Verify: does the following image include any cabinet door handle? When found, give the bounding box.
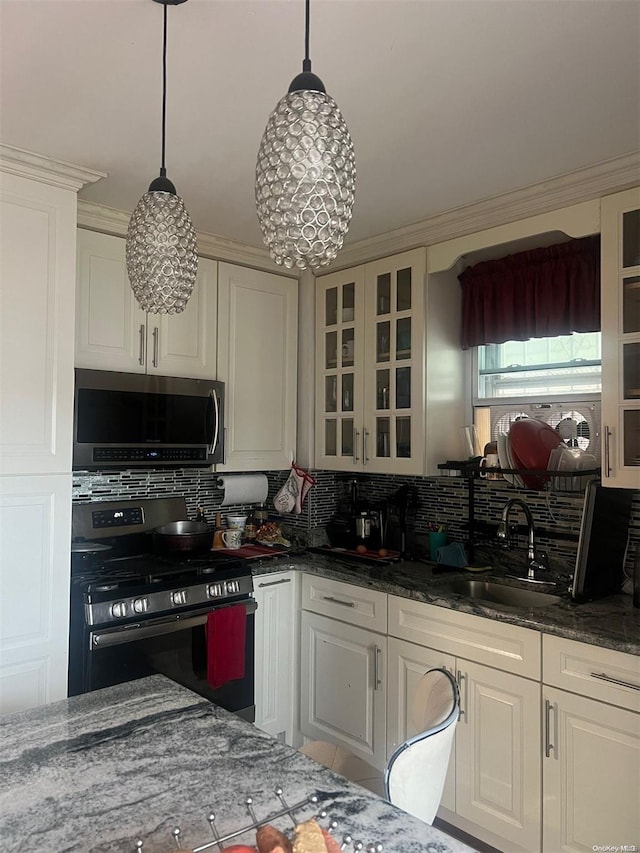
[544,698,556,758]
[374,645,383,689]
[456,671,467,721]
[604,425,612,477]
[152,326,159,368]
[322,595,355,608]
[208,389,220,457]
[258,578,292,588]
[353,428,360,464]
[138,324,146,366]
[363,428,369,464]
[590,671,640,691]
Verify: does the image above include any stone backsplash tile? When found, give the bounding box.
[73,467,639,575]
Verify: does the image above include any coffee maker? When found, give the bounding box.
[326,477,381,550]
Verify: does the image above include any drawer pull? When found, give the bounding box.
[257,578,292,588]
[590,671,640,691]
[322,595,356,608]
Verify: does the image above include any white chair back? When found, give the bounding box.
[384,667,459,826]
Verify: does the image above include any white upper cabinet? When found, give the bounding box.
[601,187,640,488]
[75,229,217,380]
[217,262,298,471]
[315,249,430,475]
[0,171,78,475]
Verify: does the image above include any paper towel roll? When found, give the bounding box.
[216,474,269,506]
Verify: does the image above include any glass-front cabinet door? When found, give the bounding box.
[601,188,640,488]
[316,249,426,474]
[315,266,366,470]
[363,250,426,474]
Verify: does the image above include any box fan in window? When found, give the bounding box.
[485,401,601,462]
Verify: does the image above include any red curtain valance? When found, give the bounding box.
[458,235,601,350]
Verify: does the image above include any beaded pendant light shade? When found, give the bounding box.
[255,0,356,271]
[126,0,198,314]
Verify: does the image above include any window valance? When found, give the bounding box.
[458,235,601,350]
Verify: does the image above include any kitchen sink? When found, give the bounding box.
[438,578,563,608]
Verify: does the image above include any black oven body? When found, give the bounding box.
[68,498,255,722]
[69,588,256,722]
[69,598,255,722]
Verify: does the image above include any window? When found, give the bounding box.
[475,331,601,401]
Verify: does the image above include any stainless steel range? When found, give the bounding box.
[68,497,256,721]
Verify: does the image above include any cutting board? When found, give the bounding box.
[212,543,288,560]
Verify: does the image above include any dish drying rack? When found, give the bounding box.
[133,787,383,852]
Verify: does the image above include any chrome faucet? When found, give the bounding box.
[497,498,550,584]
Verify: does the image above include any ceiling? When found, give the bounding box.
[1,0,639,252]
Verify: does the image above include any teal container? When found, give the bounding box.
[429,531,447,559]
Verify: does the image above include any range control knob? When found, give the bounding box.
[207,583,223,598]
[110,601,128,619]
[225,580,240,594]
[171,590,187,606]
[133,597,149,614]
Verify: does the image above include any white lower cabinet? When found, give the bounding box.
[300,611,387,771]
[296,580,639,853]
[542,635,640,852]
[0,474,72,715]
[253,571,298,745]
[300,575,388,771]
[543,687,640,852]
[454,659,540,852]
[387,636,456,810]
[387,595,541,853]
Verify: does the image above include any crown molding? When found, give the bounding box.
[76,199,290,274]
[75,150,640,276]
[330,151,640,271]
[0,144,105,192]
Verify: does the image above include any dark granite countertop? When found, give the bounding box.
[0,676,475,853]
[252,553,640,656]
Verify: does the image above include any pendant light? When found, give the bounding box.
[255,0,356,271]
[126,0,197,314]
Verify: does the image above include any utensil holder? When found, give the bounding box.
[429,531,447,559]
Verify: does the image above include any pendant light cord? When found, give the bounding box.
[303,0,311,72]
[160,1,168,177]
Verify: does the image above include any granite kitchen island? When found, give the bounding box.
[0,676,474,853]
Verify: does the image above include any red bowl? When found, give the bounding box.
[509,442,548,489]
[509,419,563,489]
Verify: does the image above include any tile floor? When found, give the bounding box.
[299,741,499,852]
[299,740,386,797]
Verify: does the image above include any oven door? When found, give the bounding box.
[82,600,256,722]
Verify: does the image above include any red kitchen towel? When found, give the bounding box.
[206,605,246,690]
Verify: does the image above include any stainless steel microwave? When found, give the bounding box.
[73,369,224,470]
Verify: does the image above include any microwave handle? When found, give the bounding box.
[208,388,220,457]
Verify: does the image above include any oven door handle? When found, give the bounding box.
[89,600,257,649]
